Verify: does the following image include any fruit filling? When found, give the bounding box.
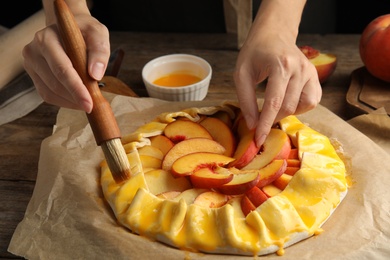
[100,103,348,256]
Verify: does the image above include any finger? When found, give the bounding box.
[40,28,93,112]
[255,74,289,146]
[273,74,303,123]
[83,19,110,80]
[24,48,74,104]
[234,65,260,130]
[295,77,322,115]
[29,69,83,110]
[23,38,85,108]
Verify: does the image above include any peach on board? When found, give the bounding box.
[359,14,390,83]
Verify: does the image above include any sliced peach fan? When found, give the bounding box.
[100,102,348,256]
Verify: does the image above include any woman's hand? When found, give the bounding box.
[234,33,322,147]
[22,4,110,112]
[234,0,322,147]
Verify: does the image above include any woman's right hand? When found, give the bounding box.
[22,8,110,112]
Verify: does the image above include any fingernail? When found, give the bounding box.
[256,134,267,147]
[91,62,105,80]
[82,100,93,114]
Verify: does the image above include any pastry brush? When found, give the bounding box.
[54,0,130,183]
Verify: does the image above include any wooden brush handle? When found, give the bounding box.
[54,0,121,145]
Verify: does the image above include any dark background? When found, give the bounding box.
[0,1,389,34]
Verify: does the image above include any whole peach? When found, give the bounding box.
[359,14,390,83]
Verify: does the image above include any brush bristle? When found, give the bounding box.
[101,138,131,183]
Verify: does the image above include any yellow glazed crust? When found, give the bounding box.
[100,102,348,256]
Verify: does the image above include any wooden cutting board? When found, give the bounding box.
[99,76,139,97]
[347,67,390,115]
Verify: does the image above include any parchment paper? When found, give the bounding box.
[8,95,390,259]
[347,107,390,155]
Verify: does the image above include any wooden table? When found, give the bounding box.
[0,33,364,258]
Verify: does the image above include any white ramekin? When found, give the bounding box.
[142,54,212,101]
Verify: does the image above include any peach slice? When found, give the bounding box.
[150,135,174,156]
[163,120,212,143]
[287,159,301,167]
[288,148,299,159]
[212,110,233,128]
[217,169,260,195]
[273,173,293,190]
[199,117,236,157]
[172,188,208,204]
[144,169,192,195]
[240,195,256,216]
[299,45,320,59]
[170,152,235,177]
[140,155,162,170]
[310,53,337,84]
[193,191,230,208]
[190,167,234,189]
[242,128,291,170]
[261,184,282,197]
[285,166,300,176]
[245,186,268,207]
[231,110,244,129]
[162,138,226,171]
[138,145,164,160]
[299,45,337,84]
[229,117,260,168]
[156,190,181,200]
[256,159,287,188]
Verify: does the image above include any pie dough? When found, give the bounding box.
[100,102,348,256]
